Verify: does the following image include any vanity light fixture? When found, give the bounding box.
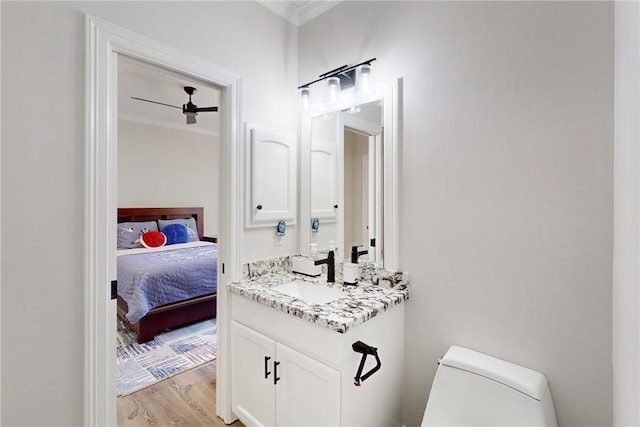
[298,58,377,107]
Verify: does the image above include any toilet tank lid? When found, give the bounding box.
[440,346,549,401]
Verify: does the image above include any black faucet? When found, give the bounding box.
[351,246,368,264]
[314,250,335,282]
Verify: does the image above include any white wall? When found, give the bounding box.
[1,2,298,425]
[613,1,640,425]
[300,2,613,426]
[118,120,220,237]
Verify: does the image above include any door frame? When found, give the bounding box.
[85,15,242,425]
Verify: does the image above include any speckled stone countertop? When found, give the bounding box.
[229,258,409,333]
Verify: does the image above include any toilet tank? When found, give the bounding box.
[422,346,558,427]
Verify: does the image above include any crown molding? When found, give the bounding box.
[258,0,341,26]
[119,113,219,137]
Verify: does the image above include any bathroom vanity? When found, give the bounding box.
[229,258,409,427]
[229,75,406,426]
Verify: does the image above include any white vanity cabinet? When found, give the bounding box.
[230,292,404,427]
[231,321,340,427]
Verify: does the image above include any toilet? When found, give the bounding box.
[422,345,558,426]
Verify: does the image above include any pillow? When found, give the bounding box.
[158,218,199,242]
[162,223,189,245]
[140,231,167,248]
[117,221,158,249]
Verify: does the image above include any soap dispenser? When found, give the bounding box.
[343,263,359,286]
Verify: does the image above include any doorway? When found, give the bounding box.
[343,128,371,259]
[115,55,222,423]
[86,16,242,425]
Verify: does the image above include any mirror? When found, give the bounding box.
[309,103,383,265]
[300,80,400,270]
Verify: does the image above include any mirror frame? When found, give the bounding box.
[299,78,401,271]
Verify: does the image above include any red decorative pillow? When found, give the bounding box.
[140,230,167,248]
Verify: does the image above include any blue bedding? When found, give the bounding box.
[117,242,218,324]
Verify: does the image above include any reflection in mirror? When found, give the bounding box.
[300,79,400,271]
[309,101,383,266]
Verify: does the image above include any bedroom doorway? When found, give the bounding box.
[86,16,242,426]
[115,56,223,422]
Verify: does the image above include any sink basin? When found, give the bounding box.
[272,280,347,305]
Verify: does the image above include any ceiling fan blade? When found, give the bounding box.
[131,97,182,109]
[194,106,219,112]
[185,114,197,125]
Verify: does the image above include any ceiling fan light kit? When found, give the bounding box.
[131,86,218,124]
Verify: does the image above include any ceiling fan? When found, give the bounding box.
[131,86,218,124]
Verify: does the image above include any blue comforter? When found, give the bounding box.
[117,242,218,323]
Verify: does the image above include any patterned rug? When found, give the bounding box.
[116,317,217,396]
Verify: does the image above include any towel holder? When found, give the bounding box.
[352,341,381,386]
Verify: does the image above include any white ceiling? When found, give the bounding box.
[258,0,341,26]
[118,56,220,136]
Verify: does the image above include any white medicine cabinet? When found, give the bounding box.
[246,123,297,227]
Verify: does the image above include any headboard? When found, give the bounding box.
[117,207,205,241]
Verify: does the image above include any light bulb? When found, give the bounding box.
[325,76,341,105]
[300,87,310,111]
[356,63,371,94]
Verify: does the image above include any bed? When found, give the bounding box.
[117,207,217,343]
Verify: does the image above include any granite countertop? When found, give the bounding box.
[228,271,409,334]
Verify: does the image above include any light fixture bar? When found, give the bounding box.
[297,57,377,90]
[319,64,349,79]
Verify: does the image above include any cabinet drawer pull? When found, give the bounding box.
[256,204,263,210]
[274,361,281,385]
[264,356,271,379]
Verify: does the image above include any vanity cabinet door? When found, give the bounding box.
[231,321,276,427]
[231,320,341,427]
[247,124,296,226]
[275,342,340,427]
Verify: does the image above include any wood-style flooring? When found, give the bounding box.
[117,360,244,427]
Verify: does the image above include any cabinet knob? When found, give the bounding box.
[333,204,338,209]
[257,204,263,210]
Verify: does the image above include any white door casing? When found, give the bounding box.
[85,15,242,425]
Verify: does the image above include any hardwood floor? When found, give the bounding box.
[117,360,244,427]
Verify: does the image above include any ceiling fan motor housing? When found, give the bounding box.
[130,85,216,125]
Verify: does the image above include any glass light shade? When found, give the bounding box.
[356,63,372,94]
[300,87,310,111]
[325,76,341,105]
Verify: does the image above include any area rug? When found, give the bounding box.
[116,318,217,396]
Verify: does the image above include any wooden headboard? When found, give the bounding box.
[117,207,205,240]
